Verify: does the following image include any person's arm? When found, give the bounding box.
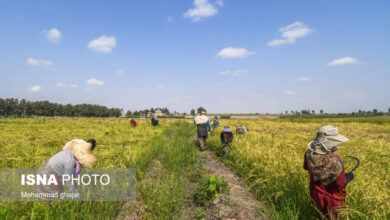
[303,152,309,170]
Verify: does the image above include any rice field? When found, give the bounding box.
[207,118,390,219]
[0,117,389,219]
[0,117,198,219]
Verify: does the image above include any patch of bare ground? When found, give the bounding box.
[201,151,267,220]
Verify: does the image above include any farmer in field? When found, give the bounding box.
[151,117,159,126]
[220,126,233,153]
[36,139,97,200]
[212,116,220,133]
[194,111,210,151]
[129,118,137,127]
[303,125,349,219]
[236,125,249,135]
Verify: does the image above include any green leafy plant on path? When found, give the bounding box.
[194,175,229,206]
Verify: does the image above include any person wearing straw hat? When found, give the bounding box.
[36,139,97,200]
[303,125,349,219]
[194,111,210,151]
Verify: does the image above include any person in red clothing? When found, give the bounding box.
[303,125,349,219]
[129,118,137,127]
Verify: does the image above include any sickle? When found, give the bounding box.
[345,156,360,173]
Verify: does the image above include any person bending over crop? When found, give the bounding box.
[129,118,137,127]
[151,117,159,126]
[303,125,349,219]
[194,111,210,151]
[220,126,233,153]
[36,139,97,201]
[236,125,249,135]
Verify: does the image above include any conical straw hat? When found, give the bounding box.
[63,139,97,167]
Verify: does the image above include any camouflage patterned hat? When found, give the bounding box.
[308,125,349,154]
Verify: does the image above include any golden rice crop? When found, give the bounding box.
[0,117,198,219]
[207,118,390,219]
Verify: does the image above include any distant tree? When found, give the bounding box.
[197,107,206,114]
[125,110,132,117]
[191,109,196,116]
[312,110,315,115]
[373,109,378,115]
[320,110,323,115]
[285,110,288,114]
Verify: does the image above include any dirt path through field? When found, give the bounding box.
[199,150,267,220]
[179,134,266,219]
[117,131,266,219]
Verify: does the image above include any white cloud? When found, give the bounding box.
[87,35,116,53]
[26,58,53,66]
[219,70,230,75]
[268,22,312,46]
[43,28,62,44]
[185,95,191,99]
[84,88,92,91]
[216,0,224,6]
[297,76,310,82]
[184,0,221,21]
[70,84,78,88]
[117,69,125,75]
[86,78,104,86]
[219,69,249,76]
[231,69,249,76]
[285,90,296,95]
[327,57,359,66]
[157,84,166,89]
[29,85,41,92]
[56,82,66,88]
[216,47,254,59]
[167,16,172,22]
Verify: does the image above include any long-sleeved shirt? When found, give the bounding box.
[47,150,79,192]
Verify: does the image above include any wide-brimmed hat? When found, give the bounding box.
[308,125,349,154]
[63,139,97,167]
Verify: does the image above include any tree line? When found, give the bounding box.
[0,98,122,117]
[125,107,171,117]
[281,108,390,118]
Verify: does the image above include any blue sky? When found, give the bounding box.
[0,0,389,113]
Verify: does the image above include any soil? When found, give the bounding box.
[199,151,266,220]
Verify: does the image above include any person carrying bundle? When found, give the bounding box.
[303,125,349,219]
[151,117,159,126]
[220,126,233,154]
[129,118,137,127]
[236,125,249,135]
[194,111,210,151]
